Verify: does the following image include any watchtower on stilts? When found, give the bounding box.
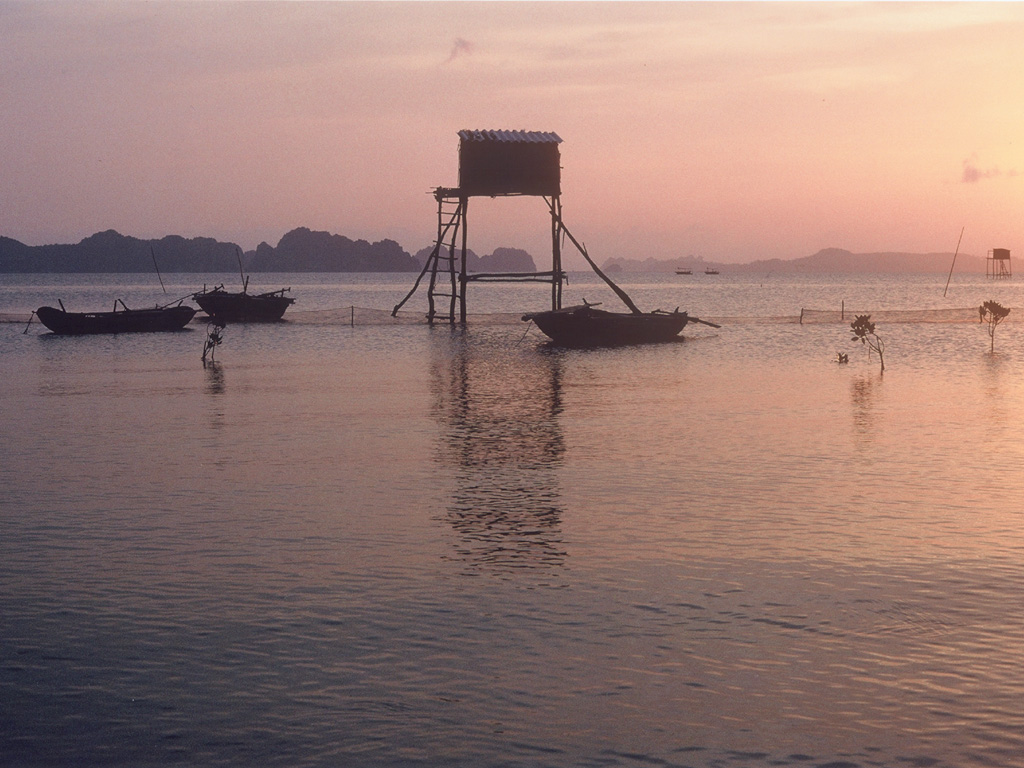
[987,248,1012,279]
[393,130,569,323]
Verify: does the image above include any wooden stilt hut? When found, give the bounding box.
[987,248,1012,279]
[393,130,566,323]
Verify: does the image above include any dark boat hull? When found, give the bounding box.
[523,305,689,347]
[35,305,196,335]
[193,289,295,323]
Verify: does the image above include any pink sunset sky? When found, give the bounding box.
[4,1,1024,267]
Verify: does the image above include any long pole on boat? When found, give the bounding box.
[943,226,964,297]
[235,246,248,293]
[150,246,167,294]
[557,219,643,315]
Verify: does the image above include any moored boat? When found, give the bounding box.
[192,284,295,323]
[35,301,196,335]
[520,226,719,346]
[523,303,695,347]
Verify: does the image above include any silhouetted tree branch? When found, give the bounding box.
[850,314,885,373]
[980,300,1010,352]
[202,322,224,365]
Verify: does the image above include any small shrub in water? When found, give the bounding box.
[202,322,225,364]
[979,300,1010,352]
[850,314,885,373]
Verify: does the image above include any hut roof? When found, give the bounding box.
[458,129,562,144]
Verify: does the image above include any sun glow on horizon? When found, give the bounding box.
[4,2,1024,265]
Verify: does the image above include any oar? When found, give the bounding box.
[690,316,721,328]
[157,291,196,309]
[22,310,35,334]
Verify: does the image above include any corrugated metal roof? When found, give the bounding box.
[458,129,562,144]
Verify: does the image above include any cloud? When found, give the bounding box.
[443,37,474,64]
[962,155,1018,183]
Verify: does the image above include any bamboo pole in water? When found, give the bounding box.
[943,226,965,298]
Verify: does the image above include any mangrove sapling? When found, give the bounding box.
[980,300,1011,352]
[850,314,885,373]
[202,322,225,365]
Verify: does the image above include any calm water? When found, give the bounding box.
[4,272,1024,767]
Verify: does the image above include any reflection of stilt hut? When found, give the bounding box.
[429,334,566,570]
[987,248,1012,279]
[393,129,566,324]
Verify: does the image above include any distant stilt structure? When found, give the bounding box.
[393,130,567,324]
[987,248,1012,279]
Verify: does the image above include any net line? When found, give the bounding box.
[3,305,1018,327]
[284,308,526,326]
[797,307,1017,324]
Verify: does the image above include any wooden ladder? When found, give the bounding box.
[426,195,465,324]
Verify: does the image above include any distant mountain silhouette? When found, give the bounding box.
[413,245,537,272]
[249,227,418,272]
[0,230,241,273]
[604,248,988,274]
[1,230,993,275]
[479,247,538,272]
[740,248,986,274]
[0,228,420,273]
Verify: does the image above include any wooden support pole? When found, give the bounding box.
[459,196,468,324]
[551,197,562,310]
[447,217,457,323]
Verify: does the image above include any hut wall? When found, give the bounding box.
[459,141,561,197]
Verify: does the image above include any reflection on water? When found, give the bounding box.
[980,353,1012,433]
[850,373,880,446]
[204,360,225,395]
[429,328,566,573]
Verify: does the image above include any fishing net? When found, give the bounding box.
[3,307,527,327]
[796,307,1016,324]
[5,305,1018,328]
[287,306,1020,327]
[283,307,525,326]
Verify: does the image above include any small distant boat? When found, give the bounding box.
[523,302,718,348]
[192,283,295,323]
[35,300,196,335]
[676,268,692,275]
[704,268,719,275]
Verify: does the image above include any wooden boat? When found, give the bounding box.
[521,225,720,347]
[704,268,719,275]
[35,300,196,335]
[192,284,295,323]
[675,268,692,275]
[523,303,695,347]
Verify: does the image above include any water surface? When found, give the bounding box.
[3,273,1024,767]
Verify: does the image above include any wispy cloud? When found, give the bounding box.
[443,37,474,64]
[962,155,1018,183]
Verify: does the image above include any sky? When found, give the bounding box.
[4,1,1024,267]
